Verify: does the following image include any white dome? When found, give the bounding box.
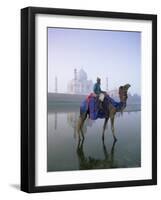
[78,68,87,81]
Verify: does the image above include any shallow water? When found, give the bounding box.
[47,108,141,172]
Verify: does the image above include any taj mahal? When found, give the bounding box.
[67,68,94,94]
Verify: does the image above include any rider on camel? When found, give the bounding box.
[93,77,106,110]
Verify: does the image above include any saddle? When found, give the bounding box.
[80,93,109,120]
[80,93,124,120]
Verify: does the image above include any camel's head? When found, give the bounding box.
[119,84,131,102]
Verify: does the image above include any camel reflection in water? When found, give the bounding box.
[77,128,117,170]
[66,112,118,170]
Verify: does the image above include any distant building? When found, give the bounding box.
[108,88,119,98]
[108,89,132,99]
[67,68,93,94]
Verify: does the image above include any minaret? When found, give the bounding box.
[54,76,58,93]
[74,68,77,94]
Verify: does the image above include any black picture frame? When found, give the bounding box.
[21,6,157,193]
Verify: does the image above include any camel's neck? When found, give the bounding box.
[120,101,126,110]
[119,93,128,108]
[115,101,126,112]
[119,97,128,111]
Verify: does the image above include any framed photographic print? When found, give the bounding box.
[21,7,157,193]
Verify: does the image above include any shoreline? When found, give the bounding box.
[48,103,141,113]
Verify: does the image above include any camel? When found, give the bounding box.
[78,84,131,141]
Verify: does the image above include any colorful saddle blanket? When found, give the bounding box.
[80,93,124,120]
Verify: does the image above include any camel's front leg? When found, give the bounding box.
[110,115,117,141]
[102,117,109,141]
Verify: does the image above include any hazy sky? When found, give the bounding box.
[48,27,141,95]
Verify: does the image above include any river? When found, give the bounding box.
[47,106,141,172]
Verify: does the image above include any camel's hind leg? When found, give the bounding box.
[77,112,87,132]
[102,117,109,141]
